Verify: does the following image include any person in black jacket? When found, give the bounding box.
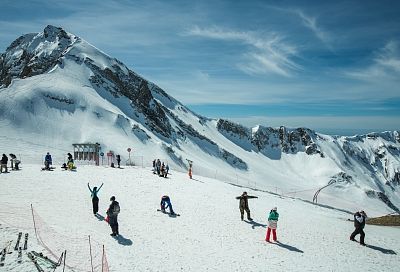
[107,196,120,236]
[87,182,104,215]
[350,210,367,246]
[236,191,258,221]
[0,154,8,173]
[116,155,121,168]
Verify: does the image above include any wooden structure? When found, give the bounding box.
[72,143,101,166]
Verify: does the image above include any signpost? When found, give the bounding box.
[107,151,114,166]
[100,152,104,166]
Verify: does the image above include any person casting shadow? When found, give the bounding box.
[88,182,104,215]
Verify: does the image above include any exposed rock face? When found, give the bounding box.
[0,25,75,87]
[365,190,400,212]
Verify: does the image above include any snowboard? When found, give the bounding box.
[157,209,180,216]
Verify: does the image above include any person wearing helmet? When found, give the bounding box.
[235,192,258,221]
[266,207,279,242]
[350,210,367,246]
[107,196,120,236]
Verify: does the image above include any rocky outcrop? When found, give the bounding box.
[0,25,75,88]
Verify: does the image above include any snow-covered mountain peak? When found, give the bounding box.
[1,26,400,215]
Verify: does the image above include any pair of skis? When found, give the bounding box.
[0,240,12,267]
[28,251,60,271]
[14,232,28,251]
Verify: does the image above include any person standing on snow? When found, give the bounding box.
[0,154,8,173]
[164,164,169,178]
[116,155,121,168]
[87,182,104,215]
[236,192,258,221]
[107,196,120,236]
[266,207,279,242]
[44,152,52,170]
[160,195,175,215]
[350,210,367,246]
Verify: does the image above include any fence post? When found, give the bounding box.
[89,235,94,272]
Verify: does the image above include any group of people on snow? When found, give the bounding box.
[152,159,169,178]
[0,153,21,173]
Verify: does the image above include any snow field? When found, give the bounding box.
[0,164,399,271]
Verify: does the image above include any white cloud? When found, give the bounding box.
[186,25,300,77]
[346,40,400,82]
[294,10,331,48]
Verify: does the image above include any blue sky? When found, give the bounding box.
[1,0,399,135]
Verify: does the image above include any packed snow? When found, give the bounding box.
[0,163,399,271]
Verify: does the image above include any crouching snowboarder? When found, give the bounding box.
[88,182,104,215]
[350,210,367,246]
[160,195,175,215]
[236,192,258,221]
[44,152,52,170]
[107,196,120,236]
[266,207,279,242]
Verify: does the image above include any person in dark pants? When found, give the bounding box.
[44,152,52,170]
[0,154,8,173]
[87,183,104,215]
[116,155,121,168]
[350,210,367,246]
[107,196,120,236]
[160,195,175,215]
[236,191,258,221]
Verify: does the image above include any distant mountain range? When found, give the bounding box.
[1,25,399,214]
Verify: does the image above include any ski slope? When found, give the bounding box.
[0,164,398,271]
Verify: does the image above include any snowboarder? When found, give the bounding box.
[107,196,120,236]
[0,154,8,173]
[67,153,75,170]
[116,155,121,168]
[88,182,104,215]
[350,210,367,246]
[236,192,258,221]
[160,195,175,215]
[266,207,279,242]
[44,152,52,170]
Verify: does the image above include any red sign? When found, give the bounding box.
[127,148,132,152]
[107,152,113,157]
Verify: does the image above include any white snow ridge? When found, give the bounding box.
[0,25,399,271]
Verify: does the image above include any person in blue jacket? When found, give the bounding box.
[88,182,104,215]
[44,152,52,170]
[160,195,175,215]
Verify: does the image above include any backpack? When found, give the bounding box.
[113,202,120,215]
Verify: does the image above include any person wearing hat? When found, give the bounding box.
[235,192,258,221]
[266,207,279,242]
[350,210,367,246]
[106,196,120,236]
[87,182,104,215]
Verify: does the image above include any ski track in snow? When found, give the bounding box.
[0,165,399,271]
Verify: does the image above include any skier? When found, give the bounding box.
[44,152,52,170]
[164,164,169,178]
[266,207,279,242]
[0,154,8,173]
[116,155,121,168]
[107,196,120,236]
[87,182,104,215]
[188,160,193,179]
[160,195,175,215]
[350,210,367,246]
[236,191,258,221]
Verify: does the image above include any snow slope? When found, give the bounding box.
[0,165,399,272]
[0,25,400,215]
